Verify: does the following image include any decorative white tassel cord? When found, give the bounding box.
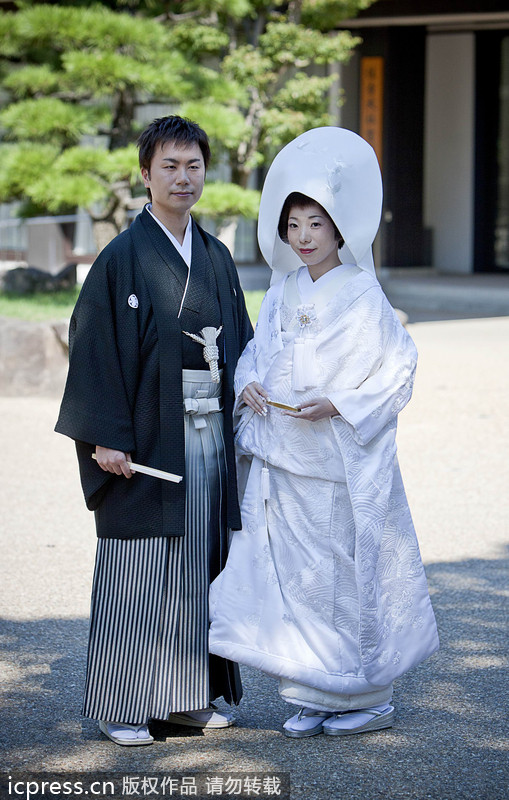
[183,326,223,382]
[292,336,318,391]
[261,466,270,500]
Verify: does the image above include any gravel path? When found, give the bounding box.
[1,315,508,800]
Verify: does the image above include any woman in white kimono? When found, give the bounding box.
[209,127,439,738]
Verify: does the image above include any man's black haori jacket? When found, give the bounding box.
[55,207,253,540]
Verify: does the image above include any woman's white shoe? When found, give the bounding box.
[283,707,334,738]
[99,720,154,746]
[322,704,394,736]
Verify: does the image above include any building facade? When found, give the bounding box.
[335,0,509,273]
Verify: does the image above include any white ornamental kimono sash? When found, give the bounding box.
[284,265,361,391]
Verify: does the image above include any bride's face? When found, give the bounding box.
[286,203,340,274]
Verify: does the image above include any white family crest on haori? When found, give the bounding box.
[128,294,139,308]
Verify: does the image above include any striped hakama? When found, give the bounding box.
[82,370,229,725]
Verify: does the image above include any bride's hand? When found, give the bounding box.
[284,397,339,422]
[243,381,269,416]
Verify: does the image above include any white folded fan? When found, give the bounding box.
[92,453,182,483]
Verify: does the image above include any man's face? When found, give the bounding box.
[141,140,205,219]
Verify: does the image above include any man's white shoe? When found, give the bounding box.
[99,720,154,746]
[322,704,394,736]
[283,707,334,738]
[167,704,235,729]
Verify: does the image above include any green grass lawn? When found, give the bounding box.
[243,289,264,326]
[0,287,265,325]
[0,288,81,322]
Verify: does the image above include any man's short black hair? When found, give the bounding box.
[277,191,344,247]
[137,115,211,172]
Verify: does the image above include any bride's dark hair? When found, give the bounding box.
[277,192,344,247]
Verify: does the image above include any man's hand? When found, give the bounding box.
[242,381,269,416]
[284,397,339,422]
[95,446,134,478]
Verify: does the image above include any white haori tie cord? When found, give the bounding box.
[183,326,223,382]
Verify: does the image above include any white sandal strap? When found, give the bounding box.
[297,707,332,720]
[109,721,147,730]
[332,706,390,720]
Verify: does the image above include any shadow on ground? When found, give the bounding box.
[1,550,508,800]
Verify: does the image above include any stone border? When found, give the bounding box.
[0,316,69,396]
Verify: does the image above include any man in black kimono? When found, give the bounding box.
[55,115,253,746]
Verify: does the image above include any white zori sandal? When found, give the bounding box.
[322,704,394,736]
[167,704,235,729]
[99,720,154,746]
[283,707,334,738]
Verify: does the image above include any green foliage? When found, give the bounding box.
[0,4,188,224]
[0,98,110,146]
[0,144,60,201]
[260,22,359,66]
[171,4,365,187]
[168,22,230,57]
[61,50,193,98]
[0,0,371,239]
[260,108,316,150]
[170,0,255,21]
[28,146,140,211]
[274,73,337,113]
[222,46,275,90]
[195,182,260,219]
[3,65,62,98]
[30,174,108,212]
[180,102,248,151]
[1,4,168,56]
[302,0,375,32]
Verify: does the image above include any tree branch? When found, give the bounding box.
[287,0,304,24]
[235,91,265,186]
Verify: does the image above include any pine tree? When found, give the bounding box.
[0,0,372,253]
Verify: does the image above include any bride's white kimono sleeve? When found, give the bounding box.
[323,285,438,687]
[327,287,417,446]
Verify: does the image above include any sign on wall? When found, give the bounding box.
[360,56,384,170]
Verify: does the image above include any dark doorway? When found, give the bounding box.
[475,31,509,272]
[360,26,427,267]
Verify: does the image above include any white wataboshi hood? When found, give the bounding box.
[257,126,383,283]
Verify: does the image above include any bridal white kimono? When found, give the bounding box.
[209,263,439,712]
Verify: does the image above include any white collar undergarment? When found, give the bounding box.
[147,204,193,268]
[294,264,362,308]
